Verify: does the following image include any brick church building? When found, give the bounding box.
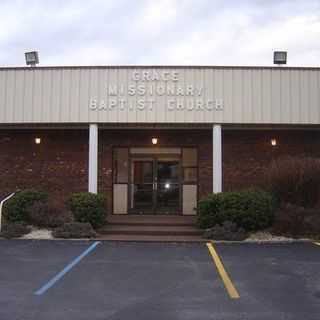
[0,66,319,215]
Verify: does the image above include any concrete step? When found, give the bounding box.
[96,234,205,242]
[98,225,202,236]
[106,215,197,227]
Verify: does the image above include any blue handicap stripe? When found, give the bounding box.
[34,241,101,295]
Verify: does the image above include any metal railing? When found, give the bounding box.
[0,193,15,232]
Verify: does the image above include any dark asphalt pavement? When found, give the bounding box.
[0,240,319,320]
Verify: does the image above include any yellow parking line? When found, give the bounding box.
[206,242,240,299]
[314,242,320,246]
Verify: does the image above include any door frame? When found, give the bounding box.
[128,153,182,215]
[111,145,199,216]
[129,157,155,214]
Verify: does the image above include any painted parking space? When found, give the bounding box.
[34,241,100,295]
[0,240,96,293]
[213,242,320,319]
[0,241,319,320]
[206,242,240,299]
[0,240,101,320]
[32,242,230,320]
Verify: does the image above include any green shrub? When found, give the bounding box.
[67,192,106,228]
[3,189,48,223]
[53,222,96,239]
[197,189,274,231]
[0,223,31,239]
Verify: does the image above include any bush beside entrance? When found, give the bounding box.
[203,221,248,241]
[266,157,320,237]
[197,189,275,231]
[67,192,106,228]
[53,222,96,239]
[26,202,73,228]
[3,189,48,224]
[2,190,107,239]
[266,156,320,208]
[0,223,31,239]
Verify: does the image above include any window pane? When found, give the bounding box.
[133,161,153,183]
[157,161,179,183]
[113,148,128,183]
[183,168,197,182]
[182,148,197,167]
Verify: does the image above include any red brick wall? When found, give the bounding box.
[0,128,319,213]
[0,129,88,209]
[223,130,320,191]
[0,129,213,212]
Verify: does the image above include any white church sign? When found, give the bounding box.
[89,70,223,112]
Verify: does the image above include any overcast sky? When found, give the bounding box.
[0,0,319,67]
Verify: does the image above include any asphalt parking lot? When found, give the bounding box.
[0,240,319,320]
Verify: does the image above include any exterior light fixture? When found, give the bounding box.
[152,137,158,145]
[165,183,170,189]
[25,51,39,66]
[271,138,277,146]
[35,137,41,144]
[273,51,287,65]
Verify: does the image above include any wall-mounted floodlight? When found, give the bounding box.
[25,51,39,66]
[273,51,287,65]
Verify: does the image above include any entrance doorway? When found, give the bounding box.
[130,157,180,214]
[113,147,198,215]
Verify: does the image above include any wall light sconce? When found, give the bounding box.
[152,137,158,145]
[35,137,41,144]
[271,138,277,146]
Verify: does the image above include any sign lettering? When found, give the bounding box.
[89,70,223,112]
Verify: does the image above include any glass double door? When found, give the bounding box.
[130,157,180,214]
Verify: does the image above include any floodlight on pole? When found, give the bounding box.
[25,51,39,66]
[273,51,287,65]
